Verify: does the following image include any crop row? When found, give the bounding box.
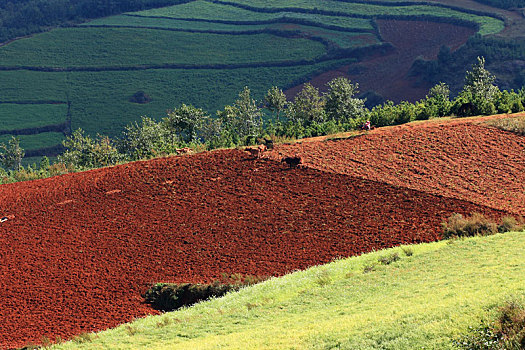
[211,0,503,35]
[0,28,327,68]
[0,132,65,152]
[128,0,374,30]
[81,20,378,50]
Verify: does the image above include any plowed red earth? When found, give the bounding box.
[0,117,516,348]
[268,115,525,216]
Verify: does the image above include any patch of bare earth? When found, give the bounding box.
[268,114,525,216]
[285,20,476,102]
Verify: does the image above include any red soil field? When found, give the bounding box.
[0,126,510,347]
[285,20,476,102]
[268,115,525,216]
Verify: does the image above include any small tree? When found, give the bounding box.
[288,83,325,124]
[425,82,452,118]
[0,136,24,171]
[118,117,176,160]
[218,87,263,143]
[264,86,287,121]
[464,56,499,102]
[164,104,208,144]
[234,86,263,139]
[60,129,120,168]
[324,77,366,122]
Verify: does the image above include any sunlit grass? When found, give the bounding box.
[53,232,525,349]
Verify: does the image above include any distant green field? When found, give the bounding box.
[66,60,355,136]
[220,0,504,35]
[0,71,68,101]
[53,232,525,349]
[129,0,374,30]
[82,17,378,50]
[0,132,64,150]
[0,59,354,139]
[0,28,326,68]
[0,104,67,131]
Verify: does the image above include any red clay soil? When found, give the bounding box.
[267,114,525,216]
[0,144,509,348]
[285,20,476,102]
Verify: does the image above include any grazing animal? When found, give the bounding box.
[245,144,267,159]
[281,156,302,168]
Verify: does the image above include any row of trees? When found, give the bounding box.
[1,57,524,180]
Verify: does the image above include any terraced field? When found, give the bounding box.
[1,115,523,348]
[0,0,505,157]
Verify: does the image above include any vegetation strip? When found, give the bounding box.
[0,123,68,137]
[329,0,506,21]
[0,100,66,105]
[213,0,489,28]
[0,44,393,72]
[120,14,376,33]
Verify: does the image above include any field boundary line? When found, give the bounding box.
[120,14,375,33]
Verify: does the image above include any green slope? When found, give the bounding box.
[53,232,525,349]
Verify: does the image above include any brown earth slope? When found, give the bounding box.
[0,131,512,348]
[268,114,525,216]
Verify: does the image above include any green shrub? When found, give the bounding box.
[455,298,525,350]
[144,274,268,312]
[498,216,522,233]
[487,115,525,136]
[442,213,498,239]
[377,252,400,265]
[401,247,414,257]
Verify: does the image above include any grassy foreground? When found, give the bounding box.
[52,232,525,349]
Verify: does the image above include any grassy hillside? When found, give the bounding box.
[53,232,525,349]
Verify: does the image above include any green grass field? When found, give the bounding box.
[0,132,64,150]
[0,28,326,68]
[0,104,67,131]
[128,0,374,30]
[52,232,525,349]
[66,60,355,136]
[218,0,503,35]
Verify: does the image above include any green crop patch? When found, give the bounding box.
[0,28,326,68]
[82,18,378,50]
[65,59,354,137]
[218,0,504,35]
[128,0,374,30]
[0,132,64,151]
[0,104,67,131]
[0,71,69,102]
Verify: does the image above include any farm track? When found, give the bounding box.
[268,114,525,216]
[0,119,513,347]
